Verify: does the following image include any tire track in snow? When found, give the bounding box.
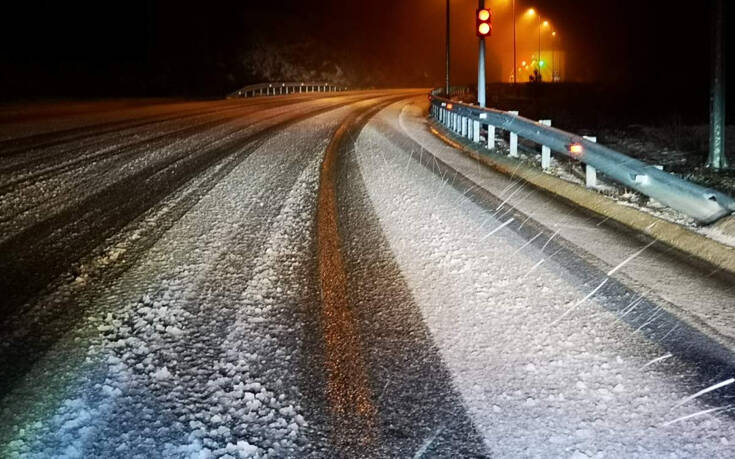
[315,98,394,448]
[0,97,301,191]
[0,100,247,158]
[335,100,489,458]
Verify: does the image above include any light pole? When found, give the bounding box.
[512,0,517,84]
[526,8,542,81]
[551,31,556,82]
[708,0,728,169]
[537,15,541,78]
[445,0,450,96]
[477,0,487,107]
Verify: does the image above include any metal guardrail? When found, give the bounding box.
[228,82,348,99]
[429,89,735,224]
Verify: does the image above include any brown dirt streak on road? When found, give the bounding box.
[315,92,421,450]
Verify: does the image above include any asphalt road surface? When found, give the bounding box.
[1,91,734,458]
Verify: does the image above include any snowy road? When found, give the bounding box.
[1,93,734,458]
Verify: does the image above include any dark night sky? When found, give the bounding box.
[1,0,732,117]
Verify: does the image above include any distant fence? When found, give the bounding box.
[430,88,735,224]
[228,82,348,99]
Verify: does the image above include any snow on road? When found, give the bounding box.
[353,101,735,457]
[396,100,735,350]
[1,103,352,458]
[2,93,735,458]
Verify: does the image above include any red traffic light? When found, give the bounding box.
[476,9,493,37]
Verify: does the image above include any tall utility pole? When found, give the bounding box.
[708,0,728,169]
[512,0,517,84]
[477,0,486,107]
[537,14,542,79]
[552,32,556,82]
[445,0,451,96]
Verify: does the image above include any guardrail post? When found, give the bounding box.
[508,111,519,157]
[539,120,552,170]
[462,116,468,138]
[583,136,598,188]
[473,119,480,143]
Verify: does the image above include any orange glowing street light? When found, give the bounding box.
[526,7,551,80]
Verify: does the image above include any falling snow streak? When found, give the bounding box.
[674,379,735,410]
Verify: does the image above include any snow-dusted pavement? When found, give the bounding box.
[1,93,734,458]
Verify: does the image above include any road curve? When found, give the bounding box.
[1,92,734,458]
[0,91,489,457]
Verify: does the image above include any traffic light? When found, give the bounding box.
[476,8,492,37]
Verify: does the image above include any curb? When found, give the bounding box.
[428,119,735,277]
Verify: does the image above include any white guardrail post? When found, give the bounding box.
[540,120,552,171]
[508,111,519,158]
[583,136,598,188]
[428,89,735,224]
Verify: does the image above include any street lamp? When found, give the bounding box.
[551,31,557,82]
[525,8,541,80]
[527,9,551,81]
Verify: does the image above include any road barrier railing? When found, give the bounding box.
[228,82,348,99]
[429,89,735,225]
